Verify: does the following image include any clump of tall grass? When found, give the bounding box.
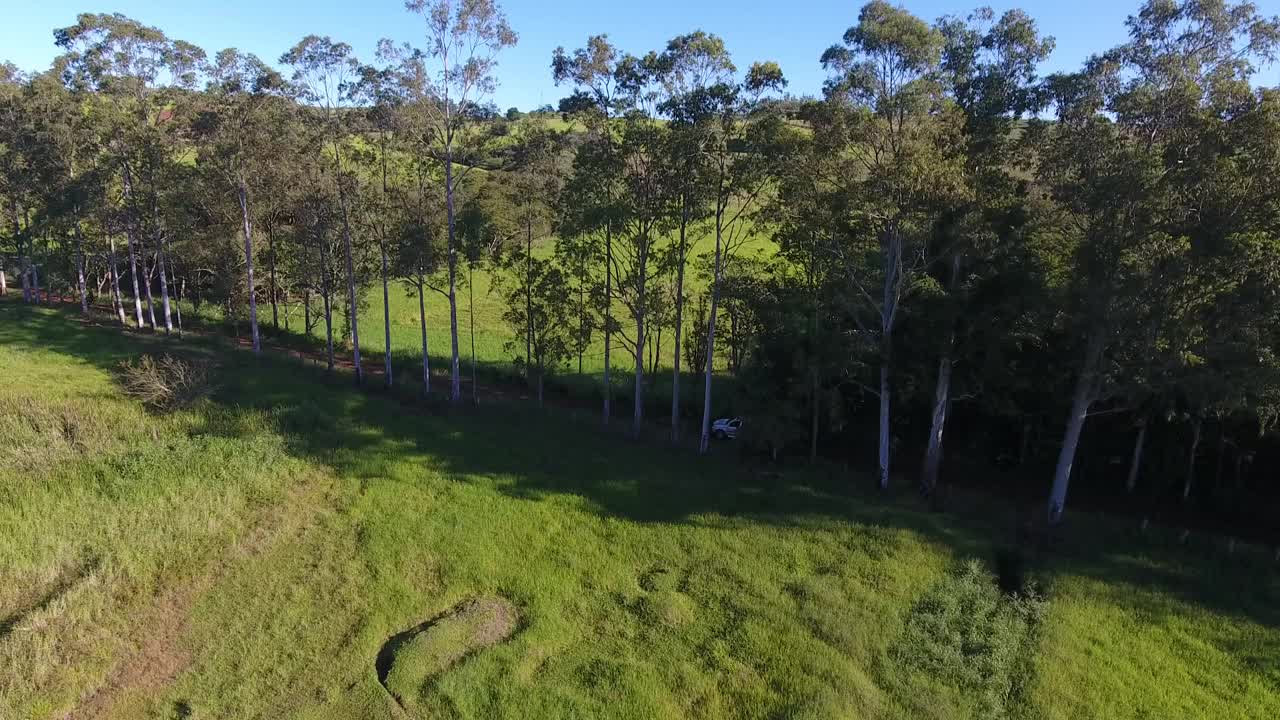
[889,559,1047,720]
[119,354,214,411]
[0,395,117,473]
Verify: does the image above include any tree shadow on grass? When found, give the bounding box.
[3,300,1278,634]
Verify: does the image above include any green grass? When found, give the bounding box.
[1,300,1278,719]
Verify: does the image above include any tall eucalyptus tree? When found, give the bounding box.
[198,49,287,354]
[695,61,786,454]
[820,1,963,486]
[404,0,517,403]
[281,35,366,382]
[553,35,628,425]
[652,31,732,443]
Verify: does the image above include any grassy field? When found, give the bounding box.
[2,300,1278,719]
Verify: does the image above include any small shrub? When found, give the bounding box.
[890,559,1047,720]
[119,354,213,411]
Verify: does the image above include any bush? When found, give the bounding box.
[890,559,1047,720]
[119,354,213,411]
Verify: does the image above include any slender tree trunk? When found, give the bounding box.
[876,229,904,491]
[446,154,461,403]
[810,368,821,464]
[526,216,533,386]
[124,223,144,328]
[304,288,312,337]
[920,350,953,494]
[699,209,725,454]
[921,256,961,494]
[320,242,334,372]
[74,221,89,313]
[109,237,126,326]
[1126,420,1147,494]
[469,262,477,404]
[603,223,612,425]
[381,241,392,388]
[123,162,151,326]
[155,224,172,333]
[878,358,892,490]
[1183,416,1203,503]
[328,128,362,381]
[268,224,279,330]
[337,197,361,383]
[164,234,182,337]
[20,260,30,303]
[633,273,646,440]
[142,251,157,329]
[1047,333,1103,524]
[578,280,585,375]
[0,269,6,296]
[418,277,430,396]
[537,365,545,408]
[671,202,688,444]
[655,327,663,377]
[238,182,260,353]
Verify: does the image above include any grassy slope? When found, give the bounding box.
[1,301,1277,719]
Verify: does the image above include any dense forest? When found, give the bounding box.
[3,0,1280,538]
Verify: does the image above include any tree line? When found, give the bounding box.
[3,0,1280,530]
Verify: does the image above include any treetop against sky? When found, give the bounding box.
[6,0,1278,112]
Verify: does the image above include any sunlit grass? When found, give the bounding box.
[1,301,1276,719]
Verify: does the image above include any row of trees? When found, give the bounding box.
[3,0,1280,527]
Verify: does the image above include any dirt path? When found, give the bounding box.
[62,481,331,720]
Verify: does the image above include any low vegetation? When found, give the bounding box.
[118,353,215,411]
[2,301,1277,719]
[4,0,1280,716]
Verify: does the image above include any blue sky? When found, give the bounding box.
[4,1,1278,109]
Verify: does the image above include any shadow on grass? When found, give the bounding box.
[3,300,1278,635]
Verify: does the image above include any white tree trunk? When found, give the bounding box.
[877,229,901,491]
[1183,416,1202,502]
[469,262,477,404]
[633,290,645,439]
[239,183,260,353]
[156,229,172,333]
[878,361,892,490]
[922,255,961,494]
[1047,365,1097,524]
[1126,421,1147,494]
[337,194,361,383]
[698,216,724,454]
[921,351,952,494]
[603,223,612,425]
[381,242,392,387]
[164,235,182,337]
[74,224,88,313]
[268,225,279,329]
[418,279,430,395]
[0,269,6,296]
[320,242,334,371]
[124,229,144,328]
[670,206,688,445]
[446,156,461,403]
[526,217,533,387]
[109,237,126,326]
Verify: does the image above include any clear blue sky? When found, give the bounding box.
[4,1,1278,109]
